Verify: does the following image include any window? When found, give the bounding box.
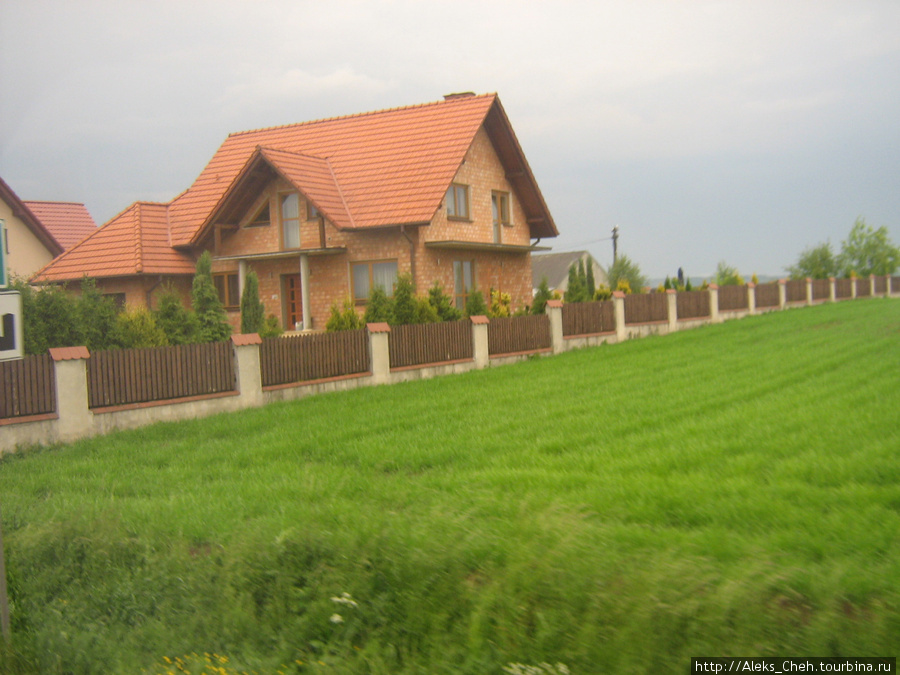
[352,260,398,303]
[453,260,474,308]
[308,202,320,220]
[445,183,470,219]
[281,193,300,248]
[213,273,240,310]
[246,202,270,227]
[492,191,510,243]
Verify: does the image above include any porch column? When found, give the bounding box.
[238,259,247,297]
[300,254,311,331]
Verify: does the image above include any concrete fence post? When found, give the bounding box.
[851,277,858,299]
[49,346,92,444]
[778,279,787,310]
[546,300,564,354]
[869,275,877,298]
[613,291,627,342]
[666,289,678,332]
[708,284,720,323]
[367,323,391,384]
[829,277,836,302]
[471,316,490,368]
[806,278,813,305]
[231,334,264,408]
[747,282,757,315]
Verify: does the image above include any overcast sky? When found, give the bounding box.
[2,1,899,278]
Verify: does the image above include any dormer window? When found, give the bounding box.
[446,183,470,220]
[281,193,300,249]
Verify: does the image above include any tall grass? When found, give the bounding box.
[1,299,898,673]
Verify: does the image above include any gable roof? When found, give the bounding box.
[33,202,195,282]
[202,146,356,233]
[179,92,556,246]
[0,176,64,257]
[22,200,98,251]
[36,93,557,282]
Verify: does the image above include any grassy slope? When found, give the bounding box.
[1,299,899,673]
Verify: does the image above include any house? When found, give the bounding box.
[0,176,65,281]
[531,250,607,296]
[34,93,558,330]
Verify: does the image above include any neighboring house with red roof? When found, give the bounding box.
[34,93,558,330]
[22,201,98,252]
[1,176,65,281]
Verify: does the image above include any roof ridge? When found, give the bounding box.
[23,200,87,207]
[227,93,496,139]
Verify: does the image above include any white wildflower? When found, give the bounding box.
[329,613,344,624]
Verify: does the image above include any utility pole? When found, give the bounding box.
[611,225,619,263]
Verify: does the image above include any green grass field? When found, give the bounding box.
[1,299,898,674]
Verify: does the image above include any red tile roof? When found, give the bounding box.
[33,202,195,282]
[35,93,557,282]
[0,176,64,257]
[176,93,500,246]
[23,201,98,251]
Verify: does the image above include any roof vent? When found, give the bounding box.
[443,92,476,101]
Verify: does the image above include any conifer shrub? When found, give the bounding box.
[192,251,231,342]
[427,282,462,321]
[414,297,440,323]
[464,289,489,317]
[111,307,168,348]
[154,285,198,345]
[326,299,363,331]
[532,277,553,315]
[391,274,417,325]
[76,277,118,351]
[239,269,265,334]
[259,314,283,339]
[593,284,612,301]
[489,289,512,317]
[363,287,393,324]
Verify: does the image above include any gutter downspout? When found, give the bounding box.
[145,275,166,309]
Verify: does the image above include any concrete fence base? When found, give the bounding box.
[2,276,897,454]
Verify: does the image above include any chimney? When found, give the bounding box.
[443,92,476,101]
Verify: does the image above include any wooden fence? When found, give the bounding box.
[718,285,748,311]
[834,278,852,298]
[87,341,235,408]
[893,277,900,293]
[260,329,369,387]
[755,283,780,308]
[488,315,551,355]
[0,354,55,418]
[812,279,831,301]
[624,292,668,324]
[785,279,807,303]
[856,279,871,297]
[390,320,473,369]
[676,291,710,320]
[561,300,615,337]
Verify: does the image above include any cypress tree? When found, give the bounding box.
[240,269,265,334]
[191,251,231,342]
[585,259,596,298]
